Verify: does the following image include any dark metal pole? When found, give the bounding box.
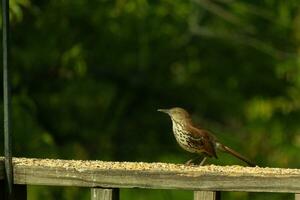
[2,0,14,199]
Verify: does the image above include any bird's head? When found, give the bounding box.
[157,107,191,123]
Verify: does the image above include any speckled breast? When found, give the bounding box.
[172,121,204,154]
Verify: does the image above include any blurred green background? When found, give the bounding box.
[1,0,300,199]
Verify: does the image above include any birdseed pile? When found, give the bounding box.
[9,157,300,177]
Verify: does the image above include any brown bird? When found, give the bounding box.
[158,107,256,166]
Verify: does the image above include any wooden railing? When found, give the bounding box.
[0,158,299,200]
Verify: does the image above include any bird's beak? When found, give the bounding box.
[157,109,170,114]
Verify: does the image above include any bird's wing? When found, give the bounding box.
[187,126,218,158]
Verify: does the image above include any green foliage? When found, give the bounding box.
[1,0,300,199]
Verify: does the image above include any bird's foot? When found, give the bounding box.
[199,157,207,166]
[185,156,208,166]
[185,159,195,165]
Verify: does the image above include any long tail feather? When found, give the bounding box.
[217,143,256,167]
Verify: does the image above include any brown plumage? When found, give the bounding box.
[158,107,256,167]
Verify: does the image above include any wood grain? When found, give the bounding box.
[0,158,299,193]
[194,191,218,200]
[91,188,119,200]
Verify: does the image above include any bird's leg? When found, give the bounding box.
[185,158,195,165]
[199,157,207,166]
[185,156,199,165]
[185,155,206,165]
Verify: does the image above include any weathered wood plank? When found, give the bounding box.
[194,191,218,200]
[295,193,300,200]
[91,188,119,200]
[0,158,299,193]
